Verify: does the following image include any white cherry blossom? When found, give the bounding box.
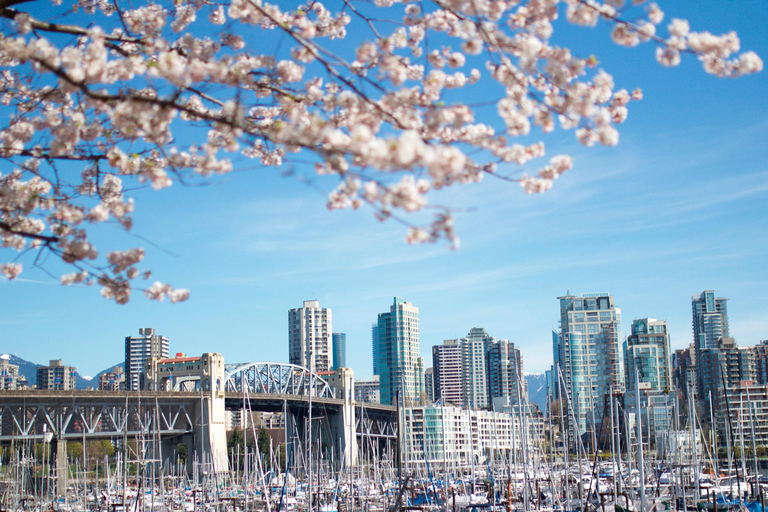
[0,0,761,301]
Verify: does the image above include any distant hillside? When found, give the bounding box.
[0,354,123,390]
[525,373,548,415]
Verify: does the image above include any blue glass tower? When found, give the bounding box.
[332,332,346,370]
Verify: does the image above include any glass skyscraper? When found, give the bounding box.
[691,290,729,397]
[625,317,672,393]
[487,338,525,406]
[332,332,346,370]
[461,327,494,409]
[377,297,422,406]
[371,323,379,376]
[554,292,622,444]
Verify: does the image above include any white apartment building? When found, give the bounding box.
[289,300,332,373]
[433,340,464,406]
[125,327,169,391]
[402,404,534,470]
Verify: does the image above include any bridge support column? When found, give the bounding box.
[329,368,357,468]
[53,437,67,497]
[195,353,229,475]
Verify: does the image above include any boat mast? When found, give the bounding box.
[615,394,623,500]
[610,385,617,505]
[746,385,759,489]
[588,377,597,458]
[635,370,646,512]
[688,383,700,501]
[307,347,314,512]
[709,392,718,478]
[557,365,569,511]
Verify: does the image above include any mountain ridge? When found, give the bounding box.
[525,373,548,414]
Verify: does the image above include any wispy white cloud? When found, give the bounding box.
[0,276,56,286]
[389,245,698,298]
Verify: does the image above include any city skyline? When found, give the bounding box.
[0,0,766,382]
[3,287,766,384]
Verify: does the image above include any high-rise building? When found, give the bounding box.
[424,367,435,402]
[554,291,623,442]
[461,327,495,409]
[36,359,77,390]
[371,323,379,376]
[625,318,672,393]
[332,332,347,370]
[125,327,169,391]
[692,291,729,350]
[432,339,463,406]
[547,330,561,405]
[377,297,421,405]
[487,339,526,406]
[288,300,332,372]
[692,290,729,396]
[416,356,425,403]
[700,336,755,414]
[672,343,697,402]
[752,340,768,384]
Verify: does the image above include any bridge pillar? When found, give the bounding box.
[328,368,357,468]
[194,353,229,474]
[54,437,67,496]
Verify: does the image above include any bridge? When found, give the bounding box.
[0,359,396,483]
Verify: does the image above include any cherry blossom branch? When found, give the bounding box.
[0,0,761,299]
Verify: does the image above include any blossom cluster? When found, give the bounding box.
[0,0,761,301]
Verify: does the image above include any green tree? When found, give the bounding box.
[87,439,115,460]
[257,429,271,468]
[35,443,52,461]
[228,428,245,470]
[67,442,83,459]
[176,443,188,463]
[279,444,286,472]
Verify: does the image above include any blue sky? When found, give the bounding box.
[1,0,767,379]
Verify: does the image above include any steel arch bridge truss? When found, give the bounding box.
[0,397,196,442]
[224,362,335,399]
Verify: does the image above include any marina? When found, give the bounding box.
[4,387,768,512]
